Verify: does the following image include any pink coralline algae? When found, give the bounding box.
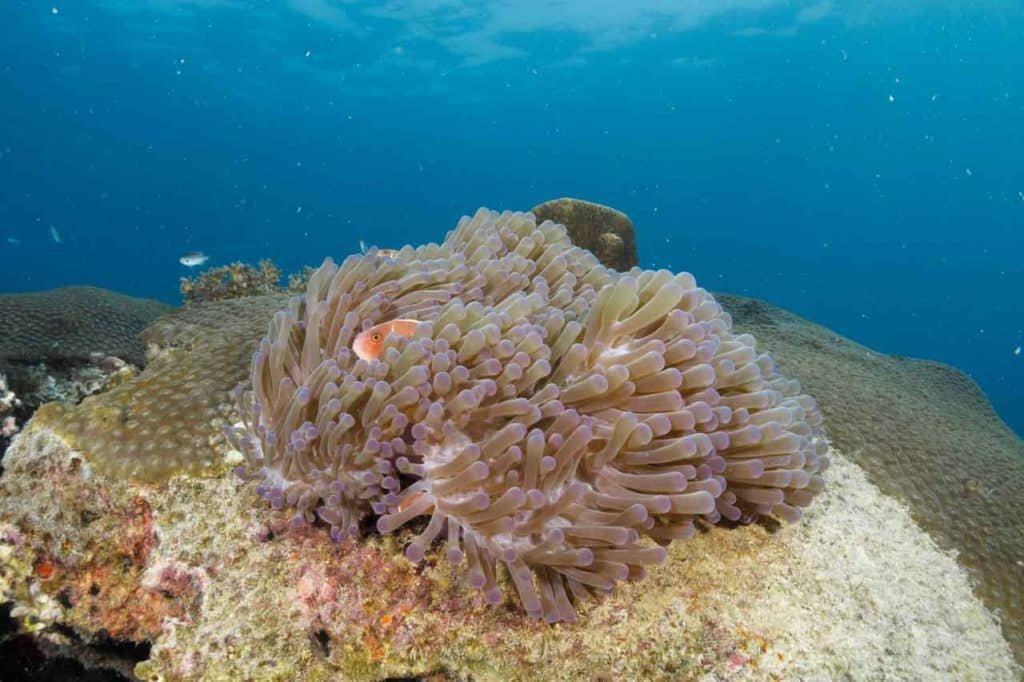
[227,208,829,623]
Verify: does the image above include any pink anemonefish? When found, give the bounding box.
[352,319,422,361]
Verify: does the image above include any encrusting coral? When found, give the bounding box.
[228,208,828,622]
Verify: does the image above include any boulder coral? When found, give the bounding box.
[720,292,1024,659]
[229,208,828,622]
[0,286,170,367]
[532,197,638,271]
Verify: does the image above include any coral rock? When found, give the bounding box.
[532,197,638,270]
[0,419,1016,680]
[722,292,1024,660]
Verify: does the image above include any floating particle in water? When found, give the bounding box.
[966,168,973,177]
[51,7,58,14]
[49,225,62,244]
[888,95,895,102]
[7,237,20,245]
[1014,346,1021,356]
[305,50,311,57]
[296,205,302,214]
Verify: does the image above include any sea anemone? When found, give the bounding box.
[228,208,828,622]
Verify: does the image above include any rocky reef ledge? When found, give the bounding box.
[1,419,1015,680]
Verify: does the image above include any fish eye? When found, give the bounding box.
[371,333,382,343]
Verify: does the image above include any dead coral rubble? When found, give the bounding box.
[0,372,20,445]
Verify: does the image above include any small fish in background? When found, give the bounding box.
[359,239,400,259]
[179,251,209,267]
[49,225,62,244]
[6,237,20,245]
[352,319,422,361]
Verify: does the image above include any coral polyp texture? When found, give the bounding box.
[720,292,1024,659]
[33,295,288,482]
[230,208,828,622]
[0,286,171,366]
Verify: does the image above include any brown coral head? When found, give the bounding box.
[229,208,828,623]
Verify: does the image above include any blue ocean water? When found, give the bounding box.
[0,1,1021,435]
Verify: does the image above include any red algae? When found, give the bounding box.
[34,560,57,581]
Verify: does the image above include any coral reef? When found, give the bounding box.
[0,286,170,366]
[0,420,1017,680]
[532,197,638,270]
[287,265,317,293]
[721,292,1024,661]
[231,208,827,622]
[3,357,135,411]
[0,285,157,465]
[179,259,282,304]
[0,360,137,466]
[29,295,288,482]
[2,206,1021,676]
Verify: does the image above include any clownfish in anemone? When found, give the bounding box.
[352,319,422,361]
